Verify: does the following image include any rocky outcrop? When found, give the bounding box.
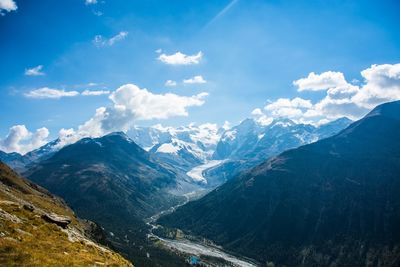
[42,213,72,228]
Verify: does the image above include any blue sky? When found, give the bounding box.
[0,0,400,152]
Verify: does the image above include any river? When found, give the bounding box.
[146,161,259,267]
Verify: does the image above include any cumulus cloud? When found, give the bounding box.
[59,84,208,145]
[158,51,203,65]
[82,89,110,96]
[256,97,313,124]
[25,65,45,76]
[221,121,231,131]
[251,108,263,116]
[25,88,80,99]
[93,31,128,47]
[293,71,348,91]
[353,64,400,109]
[0,125,49,154]
[254,63,400,125]
[183,75,207,84]
[0,0,17,14]
[165,80,177,87]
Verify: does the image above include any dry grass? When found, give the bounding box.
[0,163,133,266]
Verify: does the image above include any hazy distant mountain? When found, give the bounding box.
[0,150,26,170]
[0,138,61,172]
[213,117,352,161]
[24,132,191,266]
[159,100,400,266]
[129,124,222,171]
[206,117,352,185]
[23,138,61,165]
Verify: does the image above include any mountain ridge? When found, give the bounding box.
[158,100,400,266]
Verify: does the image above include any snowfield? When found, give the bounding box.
[186,160,225,184]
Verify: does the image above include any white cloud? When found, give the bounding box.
[25,65,45,76]
[158,51,203,65]
[251,108,263,116]
[59,84,208,144]
[183,75,207,84]
[265,97,313,110]
[107,84,208,121]
[85,0,97,5]
[353,64,400,109]
[25,88,80,99]
[0,125,49,155]
[293,71,348,91]
[251,108,274,126]
[0,0,17,14]
[222,120,231,130]
[93,31,128,47]
[155,48,162,54]
[82,89,110,96]
[93,11,103,16]
[165,80,177,87]
[253,64,400,125]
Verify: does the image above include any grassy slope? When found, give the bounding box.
[0,162,133,266]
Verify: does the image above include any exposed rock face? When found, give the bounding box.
[0,161,133,266]
[42,213,72,228]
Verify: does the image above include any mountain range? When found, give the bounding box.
[22,132,192,266]
[158,100,400,266]
[129,123,222,172]
[0,111,383,267]
[0,138,61,172]
[205,117,353,186]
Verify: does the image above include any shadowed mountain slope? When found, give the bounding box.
[159,100,400,267]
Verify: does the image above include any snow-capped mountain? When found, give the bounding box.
[0,138,61,172]
[127,118,351,186]
[129,123,222,171]
[205,117,353,185]
[213,117,352,161]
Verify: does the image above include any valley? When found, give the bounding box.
[146,190,259,267]
[2,4,399,266]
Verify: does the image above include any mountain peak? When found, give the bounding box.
[270,117,296,127]
[104,131,129,138]
[365,100,400,121]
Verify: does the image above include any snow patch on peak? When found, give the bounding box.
[156,143,180,154]
[222,130,237,141]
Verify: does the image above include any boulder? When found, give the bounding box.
[42,213,71,228]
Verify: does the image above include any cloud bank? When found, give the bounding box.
[0,0,17,14]
[58,84,208,146]
[252,63,400,125]
[0,125,49,155]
